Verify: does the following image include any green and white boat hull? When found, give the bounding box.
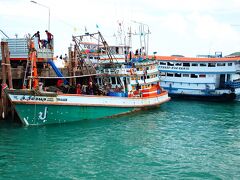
[5,89,170,126]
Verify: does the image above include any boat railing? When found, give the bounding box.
[225,81,240,89]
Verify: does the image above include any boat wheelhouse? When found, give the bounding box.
[156,55,240,101]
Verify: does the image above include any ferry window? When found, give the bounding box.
[228,63,232,66]
[200,63,206,66]
[167,62,174,66]
[226,74,230,81]
[111,77,116,84]
[160,72,166,76]
[208,63,215,67]
[175,73,181,77]
[160,62,166,65]
[192,63,198,66]
[191,74,198,78]
[167,73,174,77]
[141,76,144,80]
[199,74,206,78]
[175,63,182,66]
[217,63,225,66]
[147,75,150,79]
[183,74,189,77]
[183,63,190,67]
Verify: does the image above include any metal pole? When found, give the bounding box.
[30,1,50,31]
[48,7,50,31]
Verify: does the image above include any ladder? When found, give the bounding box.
[22,59,31,89]
[22,41,38,89]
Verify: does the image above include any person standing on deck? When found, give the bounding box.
[45,30,53,49]
[32,31,40,48]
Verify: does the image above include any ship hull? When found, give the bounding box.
[168,92,236,102]
[14,104,136,125]
[6,89,170,126]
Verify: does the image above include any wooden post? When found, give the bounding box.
[1,41,9,119]
[73,45,77,86]
[5,42,13,89]
[68,46,73,86]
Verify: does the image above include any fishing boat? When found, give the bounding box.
[3,31,170,126]
[156,53,240,101]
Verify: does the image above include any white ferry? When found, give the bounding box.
[156,55,240,101]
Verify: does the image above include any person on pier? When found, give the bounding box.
[45,30,53,49]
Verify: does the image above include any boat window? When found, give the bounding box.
[208,63,215,67]
[199,74,206,78]
[167,62,174,66]
[167,73,174,77]
[175,63,182,66]
[175,73,181,77]
[98,78,103,85]
[183,63,190,67]
[191,63,198,66]
[160,72,166,76]
[227,74,231,81]
[190,74,198,78]
[217,63,225,66]
[147,75,150,79]
[200,63,206,66]
[182,74,189,77]
[127,78,130,84]
[228,63,233,66]
[160,62,166,65]
[111,77,116,84]
[117,78,121,84]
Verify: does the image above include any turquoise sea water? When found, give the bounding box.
[0,100,240,179]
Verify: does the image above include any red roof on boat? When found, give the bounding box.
[151,55,240,62]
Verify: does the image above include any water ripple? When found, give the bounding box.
[0,100,240,179]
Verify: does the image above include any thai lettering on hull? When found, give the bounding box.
[38,107,48,122]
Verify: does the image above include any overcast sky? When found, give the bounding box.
[1,0,240,57]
